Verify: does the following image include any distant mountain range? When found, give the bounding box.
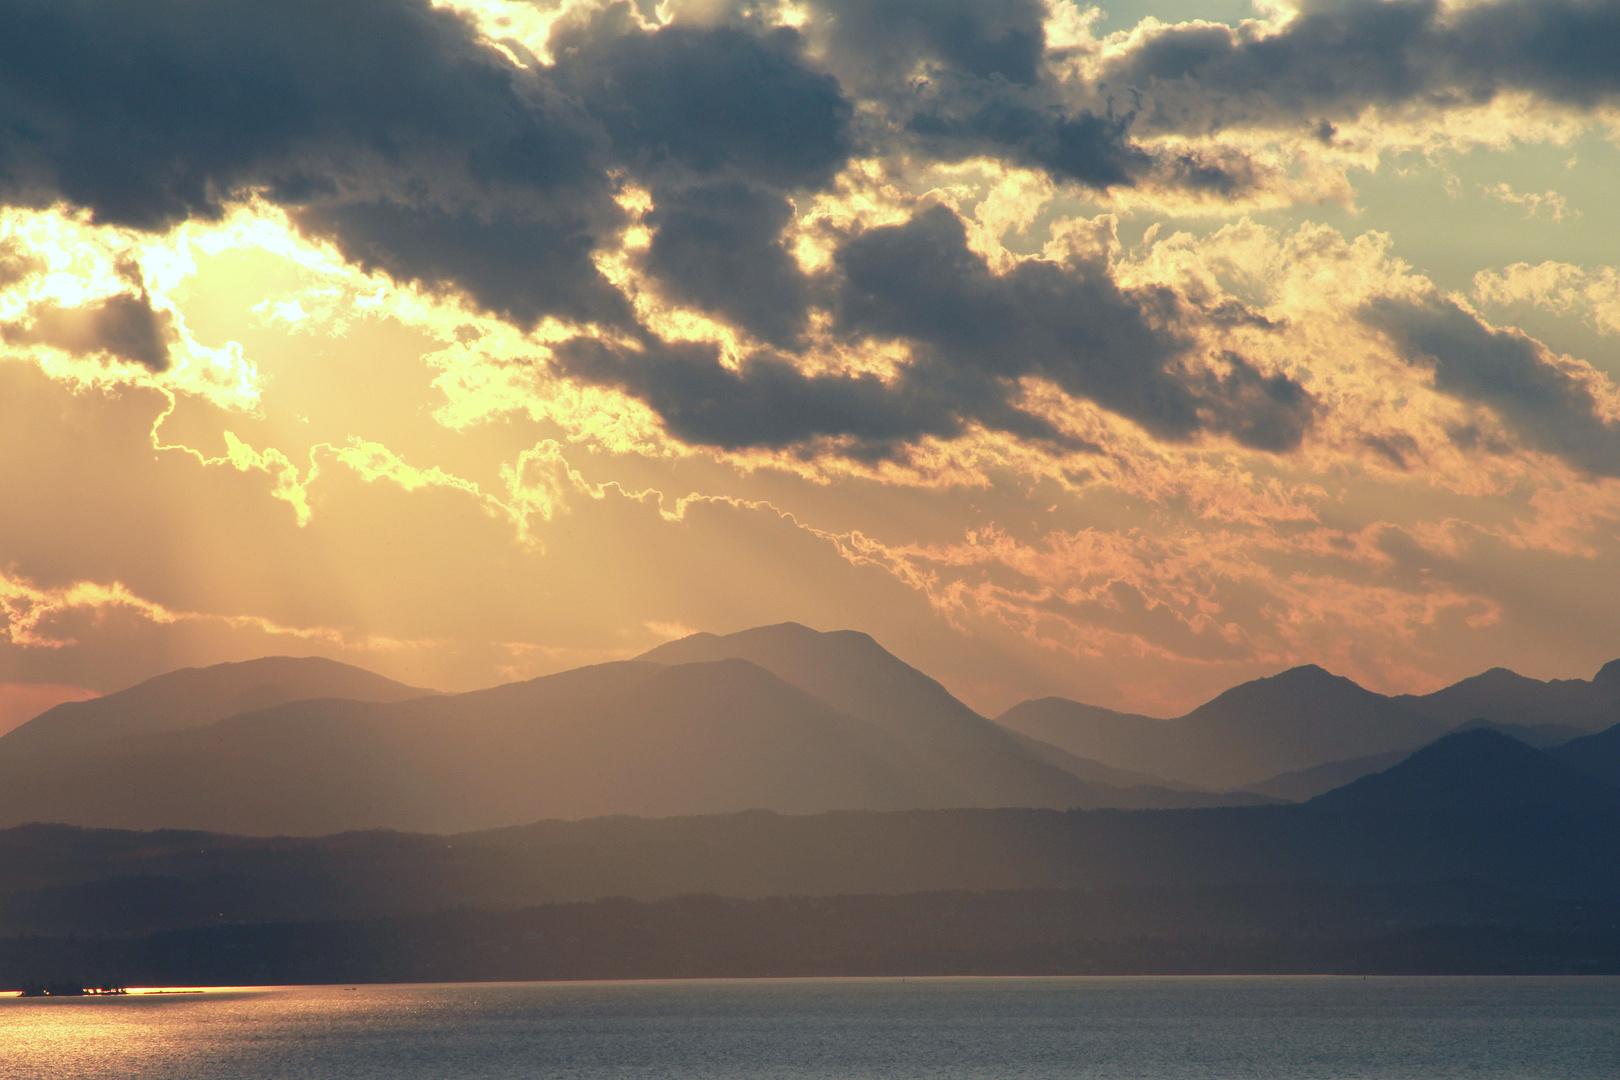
[996,659,1620,790]
[0,623,1615,834]
[0,655,434,759]
[1,729,1616,937]
[3,669,1619,982]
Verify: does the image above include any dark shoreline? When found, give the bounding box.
[6,893,1618,990]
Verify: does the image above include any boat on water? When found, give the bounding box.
[17,980,127,997]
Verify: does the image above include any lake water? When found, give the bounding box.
[3,977,1617,1079]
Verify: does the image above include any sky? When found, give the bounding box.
[2,0,1620,723]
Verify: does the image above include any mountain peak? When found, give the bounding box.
[1311,729,1620,815]
[640,622,826,662]
[1268,663,1348,685]
[640,623,1099,808]
[1593,659,1620,686]
[1189,662,1383,718]
[0,655,434,761]
[1476,666,1525,681]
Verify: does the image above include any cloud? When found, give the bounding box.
[553,10,853,190]
[1099,0,1620,137]
[7,0,1616,374]
[2,288,175,371]
[556,204,1317,458]
[1365,295,1620,477]
[0,0,628,328]
[553,334,983,456]
[0,0,872,338]
[1479,182,1572,221]
[0,4,1603,481]
[793,0,1261,196]
[907,93,1153,190]
[832,205,1316,450]
[813,0,1051,88]
[0,237,44,288]
[0,0,597,222]
[1473,261,1620,335]
[639,182,814,348]
[289,199,632,331]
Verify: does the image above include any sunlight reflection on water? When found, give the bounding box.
[3,976,1617,1080]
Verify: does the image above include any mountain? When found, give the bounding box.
[0,628,1302,835]
[5,691,1618,983]
[995,665,1445,789]
[1397,662,1620,733]
[639,623,1116,810]
[1450,718,1588,748]
[0,656,434,760]
[1308,729,1620,817]
[999,729,1204,791]
[4,630,1611,835]
[1243,720,1589,801]
[1549,721,1620,788]
[2,728,1617,941]
[0,659,948,834]
[995,730,1275,807]
[1243,749,1414,802]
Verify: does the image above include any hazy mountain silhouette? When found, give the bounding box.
[638,623,1232,809]
[1243,749,1414,801]
[998,730,1224,793]
[1396,662,1620,733]
[0,659,953,833]
[0,629,1283,834]
[996,665,1446,789]
[4,630,1615,835]
[0,653,1256,833]
[1449,718,1587,747]
[2,726,1616,943]
[0,656,434,761]
[1549,721,1620,788]
[4,673,1617,981]
[1242,720,1588,801]
[1308,729,1620,816]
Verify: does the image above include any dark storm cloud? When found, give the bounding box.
[552,9,852,190]
[2,290,175,371]
[640,182,813,348]
[0,0,851,331]
[557,206,1316,457]
[814,0,1051,86]
[1365,297,1620,477]
[835,206,1315,449]
[1099,0,1620,134]
[0,0,620,328]
[291,200,633,330]
[887,0,1620,193]
[794,0,1272,197]
[908,95,1151,189]
[0,0,601,227]
[548,5,847,345]
[553,335,984,456]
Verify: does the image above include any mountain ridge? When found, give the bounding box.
[0,723,1614,936]
[2,629,1616,836]
[996,657,1620,789]
[0,656,436,762]
[994,664,1446,789]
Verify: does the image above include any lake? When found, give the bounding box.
[3,977,1617,1079]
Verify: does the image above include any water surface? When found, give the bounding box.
[4,976,1617,1079]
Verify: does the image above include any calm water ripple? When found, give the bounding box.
[2,976,1617,1080]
